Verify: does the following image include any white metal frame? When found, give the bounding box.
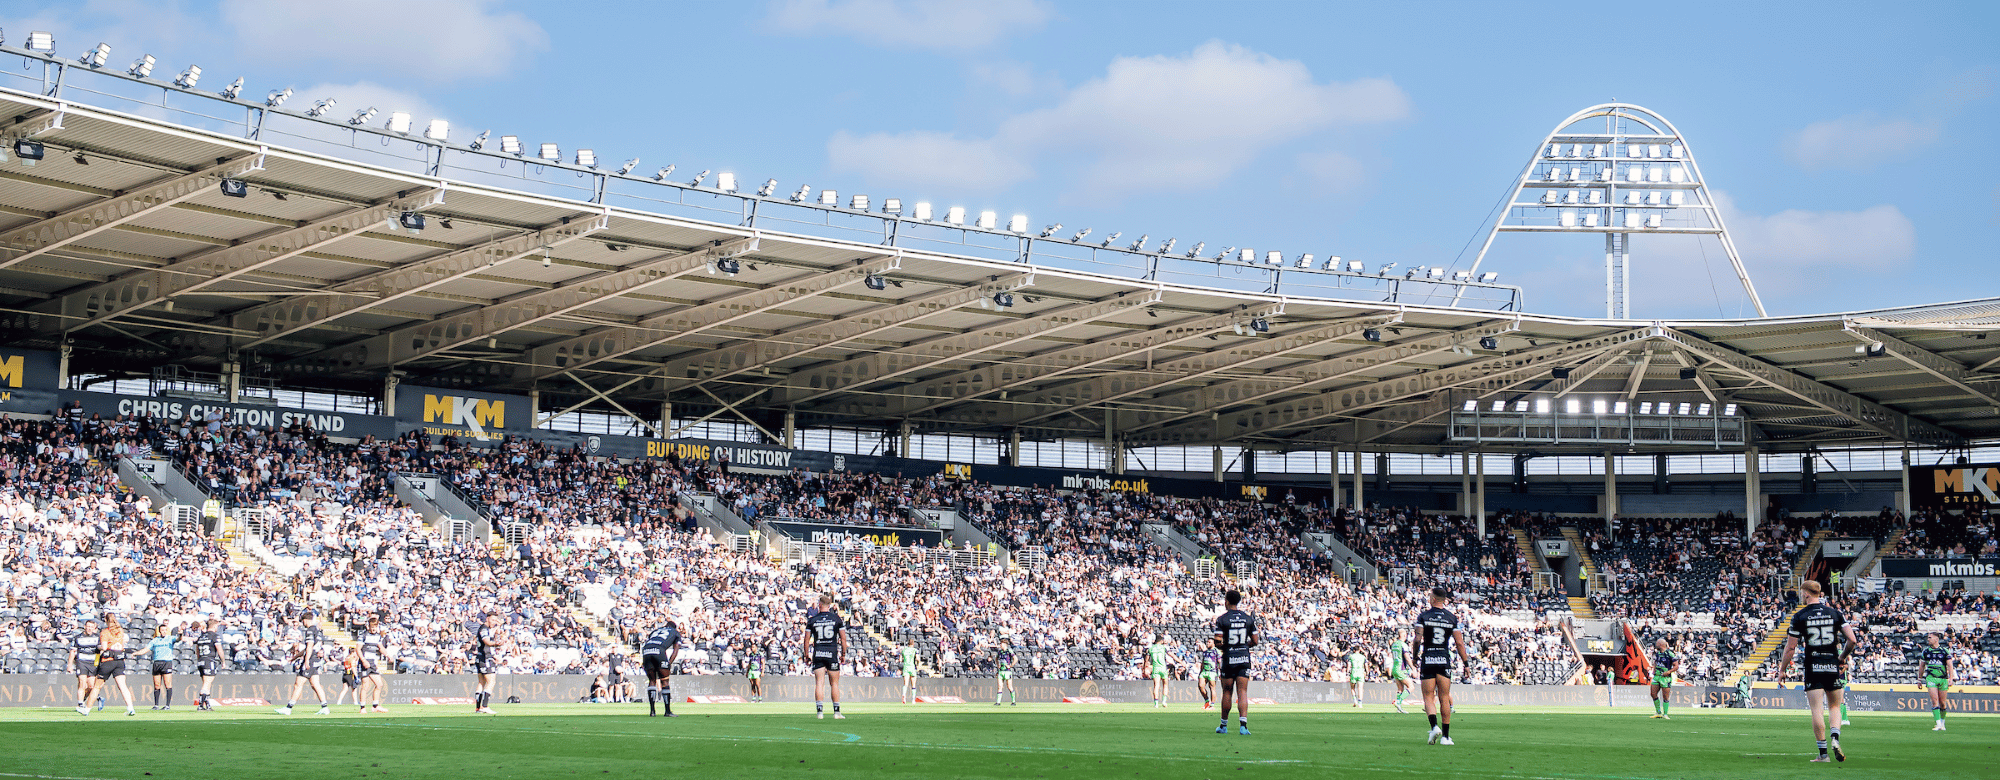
[1461,103,1765,318]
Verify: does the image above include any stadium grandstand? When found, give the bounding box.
[2,30,1999,740]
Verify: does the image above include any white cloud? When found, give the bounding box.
[826,130,1031,191]
[220,0,547,84]
[1721,197,1915,271]
[1296,151,1368,196]
[768,0,1050,51]
[1784,113,1940,172]
[827,42,1411,200]
[969,61,1061,99]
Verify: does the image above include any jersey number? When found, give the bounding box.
[1226,628,1248,646]
[812,623,838,641]
[1429,627,1449,646]
[1806,626,1835,646]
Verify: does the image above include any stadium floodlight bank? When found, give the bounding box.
[0,34,1522,311]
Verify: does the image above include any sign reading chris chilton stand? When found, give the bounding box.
[1911,464,2000,509]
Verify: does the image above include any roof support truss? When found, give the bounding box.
[1119,320,1522,437]
[523,250,897,380]
[1135,327,1654,445]
[1843,324,2000,412]
[307,233,752,373]
[52,188,443,333]
[661,274,1033,395]
[232,213,607,349]
[783,289,1163,410]
[1355,342,1645,443]
[0,153,264,273]
[1656,327,1960,447]
[890,302,1288,420]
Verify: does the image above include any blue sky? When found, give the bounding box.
[17,0,1999,319]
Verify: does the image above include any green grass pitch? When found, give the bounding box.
[0,703,1989,779]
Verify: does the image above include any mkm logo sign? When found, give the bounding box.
[942,463,974,480]
[423,394,507,435]
[0,354,22,389]
[1916,464,2000,508]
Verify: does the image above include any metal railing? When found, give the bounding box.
[0,44,1526,312]
[1015,549,1049,571]
[165,503,202,535]
[1191,558,1221,580]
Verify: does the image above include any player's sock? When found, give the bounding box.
[1829,728,1840,743]
[285,701,296,708]
[662,684,672,715]
[1662,700,1669,716]
[1816,740,1828,758]
[1441,723,1450,738]
[1934,707,1944,721]
[1010,691,1017,704]
[816,701,824,714]
[646,686,657,715]
[165,688,173,707]
[1428,714,1438,728]
[152,689,160,707]
[1840,702,1848,721]
[832,702,840,713]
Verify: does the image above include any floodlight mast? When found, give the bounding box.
[1456,103,1766,318]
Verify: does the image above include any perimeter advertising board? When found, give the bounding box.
[0,348,60,413]
[1911,463,2000,509]
[765,519,945,548]
[1879,557,1999,578]
[394,385,532,441]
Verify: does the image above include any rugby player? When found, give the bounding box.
[747,651,765,703]
[1919,632,1952,731]
[1647,637,1678,719]
[144,625,177,710]
[275,641,330,715]
[1775,580,1860,763]
[1416,588,1470,746]
[1346,644,1370,708]
[995,648,1018,706]
[899,642,920,704]
[805,594,848,719]
[1387,638,1412,713]
[358,618,388,713]
[193,619,222,711]
[69,618,100,714]
[1145,636,1170,708]
[81,619,138,716]
[1212,590,1258,735]
[641,619,681,717]
[1197,648,1219,710]
[473,613,506,714]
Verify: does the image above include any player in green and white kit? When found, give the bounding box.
[1198,649,1220,710]
[994,649,1017,706]
[745,653,764,703]
[1388,639,1412,713]
[1346,646,1370,707]
[1146,636,1171,708]
[1920,632,1953,731]
[898,643,920,704]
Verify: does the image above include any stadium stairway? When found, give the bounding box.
[1510,529,1543,574]
[1848,529,1905,587]
[217,526,360,652]
[1793,529,1834,581]
[1727,603,1806,687]
[560,600,627,653]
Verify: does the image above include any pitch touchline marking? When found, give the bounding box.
[785,726,863,742]
[276,721,1678,780]
[0,773,127,780]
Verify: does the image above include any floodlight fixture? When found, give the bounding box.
[397,212,426,233]
[1071,228,1091,241]
[1377,263,1396,275]
[1295,253,1313,268]
[350,107,378,126]
[758,178,777,196]
[1362,329,1382,342]
[1592,399,1608,415]
[265,88,292,108]
[912,202,932,221]
[1041,223,1062,238]
[1215,246,1235,260]
[575,149,596,168]
[1537,399,1553,414]
[1185,242,1204,258]
[174,65,201,89]
[789,184,808,200]
[714,257,741,276]
[307,98,336,117]
[817,188,836,206]
[689,169,710,186]
[220,77,242,99]
[81,43,110,68]
[1427,267,1446,279]
[1479,272,1499,283]
[1697,403,1711,415]
[1265,250,1284,265]
[1863,342,1886,358]
[218,178,248,198]
[882,198,902,214]
[864,274,886,291]
[1100,232,1121,247]
[424,120,451,141]
[1452,271,1472,282]
[716,171,736,191]
[469,131,489,151]
[1347,260,1364,272]
[1158,238,1177,255]
[1250,318,1270,333]
[1676,402,1692,415]
[1462,400,1478,412]
[1129,234,1148,251]
[537,143,559,161]
[1565,399,1581,415]
[382,112,410,134]
[946,207,966,225]
[1008,214,1028,233]
[502,136,524,155]
[1551,367,1571,379]
[1478,336,1498,351]
[850,194,869,210]
[1680,367,1698,380]
[992,291,1015,308]
[977,210,997,229]
[1613,401,1628,414]
[72,152,88,165]
[128,54,155,78]
[25,31,55,53]
[1722,403,1738,416]
[11,140,43,166]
